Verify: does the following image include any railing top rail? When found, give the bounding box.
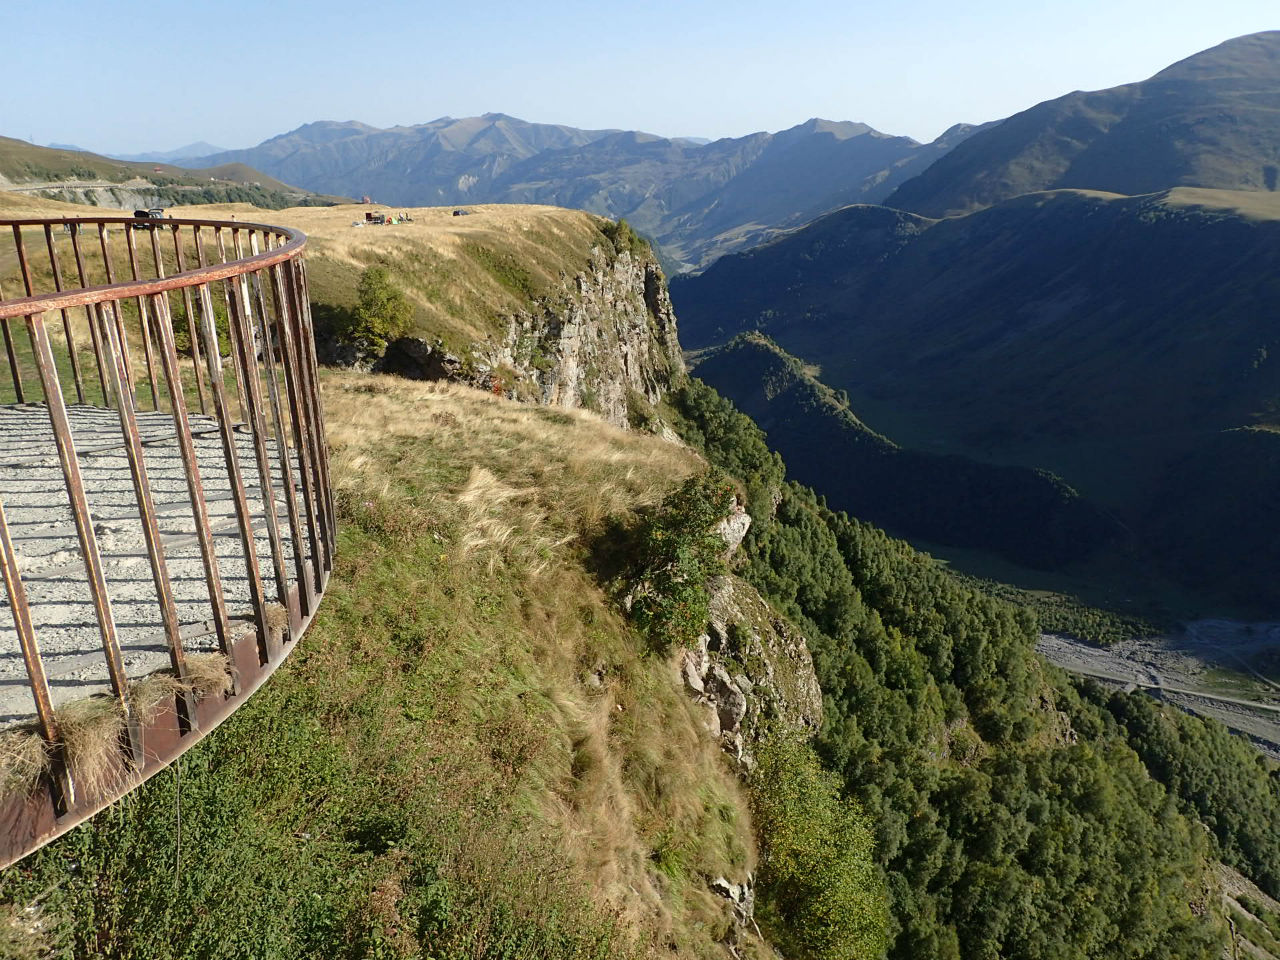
[0,216,306,320]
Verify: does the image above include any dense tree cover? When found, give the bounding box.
[751,737,888,960]
[1090,685,1280,898]
[669,377,1237,959]
[958,573,1165,647]
[625,473,733,650]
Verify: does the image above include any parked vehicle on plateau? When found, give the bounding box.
[131,208,165,229]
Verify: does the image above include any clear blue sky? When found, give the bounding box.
[4,0,1276,154]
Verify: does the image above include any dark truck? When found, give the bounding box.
[131,207,165,229]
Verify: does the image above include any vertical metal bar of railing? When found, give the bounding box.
[149,292,240,693]
[96,302,197,730]
[4,226,34,403]
[252,237,310,619]
[171,224,209,415]
[0,500,74,810]
[68,224,112,406]
[294,260,335,551]
[227,231,290,626]
[212,228,251,425]
[269,261,324,605]
[123,225,163,411]
[42,224,86,405]
[195,279,271,665]
[281,260,331,580]
[25,313,143,766]
[96,224,137,402]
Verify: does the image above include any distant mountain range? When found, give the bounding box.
[108,141,229,164]
[179,114,990,271]
[886,31,1280,216]
[670,30,1280,614]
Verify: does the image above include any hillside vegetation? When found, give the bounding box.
[885,31,1280,216]
[183,200,628,354]
[667,376,1280,959]
[0,374,771,958]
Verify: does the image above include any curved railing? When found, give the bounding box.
[0,215,333,867]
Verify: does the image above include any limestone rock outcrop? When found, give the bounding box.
[377,244,683,430]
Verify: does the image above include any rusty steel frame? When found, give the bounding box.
[0,215,333,869]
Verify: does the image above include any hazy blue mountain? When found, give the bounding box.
[110,141,229,163]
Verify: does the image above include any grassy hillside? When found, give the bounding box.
[0,374,769,959]
[671,188,1280,612]
[182,200,630,355]
[885,30,1280,216]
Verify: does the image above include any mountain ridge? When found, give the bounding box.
[885,30,1280,216]
[179,113,990,270]
[671,186,1280,611]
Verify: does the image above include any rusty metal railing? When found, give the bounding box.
[0,216,334,866]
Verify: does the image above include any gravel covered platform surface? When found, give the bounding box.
[0,404,307,726]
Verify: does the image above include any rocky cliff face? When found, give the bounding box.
[379,244,684,430]
[680,507,825,952]
[683,571,823,772]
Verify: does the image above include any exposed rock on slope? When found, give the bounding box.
[683,573,824,771]
[482,248,682,428]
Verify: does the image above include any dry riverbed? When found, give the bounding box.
[1037,621,1280,760]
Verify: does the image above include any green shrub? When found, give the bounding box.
[343,266,414,349]
[751,737,889,960]
[628,472,734,650]
[600,218,651,258]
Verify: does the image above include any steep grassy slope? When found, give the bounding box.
[185,114,988,270]
[0,374,773,959]
[672,188,1280,610]
[885,31,1280,216]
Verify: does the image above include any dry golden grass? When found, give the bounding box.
[0,730,49,796]
[54,696,128,801]
[324,371,697,544]
[183,652,234,700]
[128,672,187,723]
[323,368,760,952]
[0,652,233,804]
[173,199,612,347]
[1161,186,1280,221]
